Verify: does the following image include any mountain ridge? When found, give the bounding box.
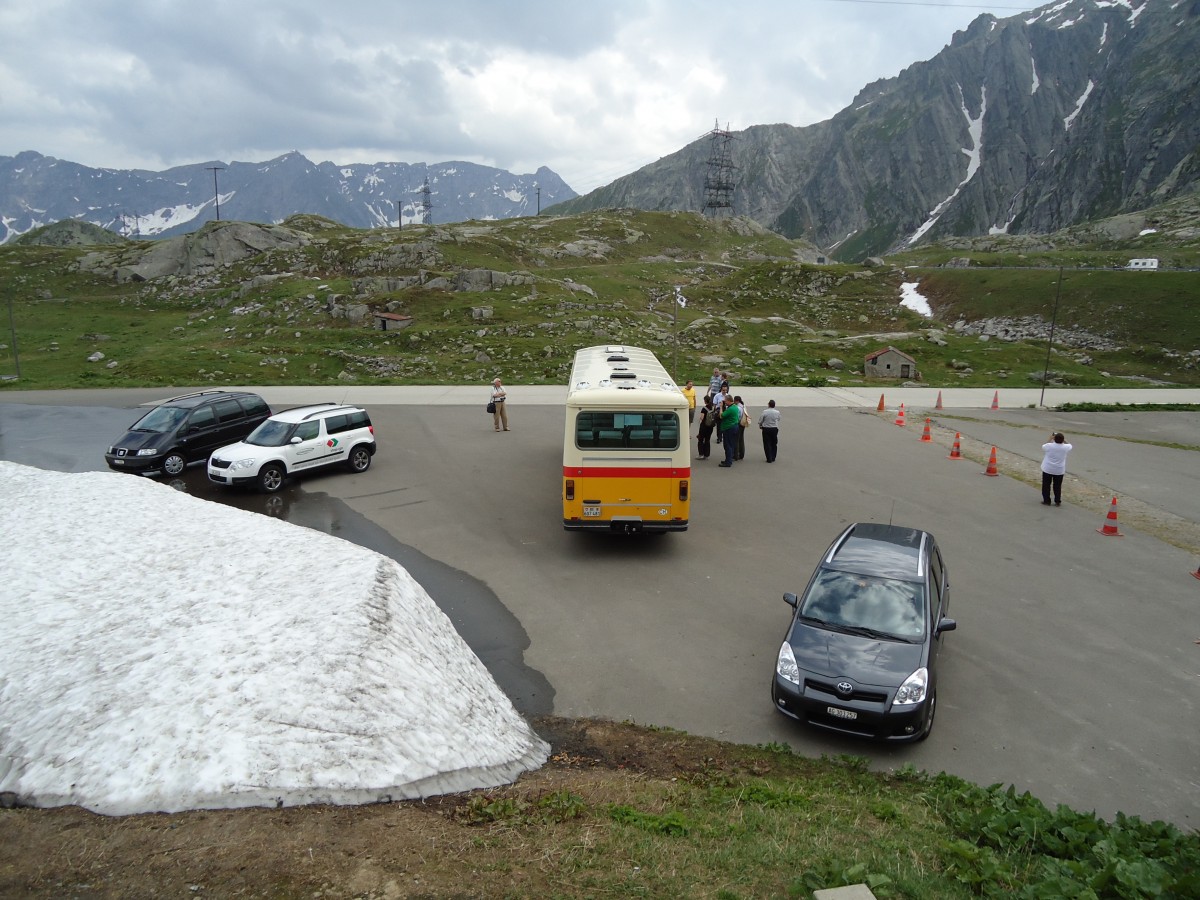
[0,150,576,244]
[550,0,1200,260]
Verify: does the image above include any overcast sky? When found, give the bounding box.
[1,0,1043,194]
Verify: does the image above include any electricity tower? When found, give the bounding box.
[701,120,736,218]
[418,178,433,225]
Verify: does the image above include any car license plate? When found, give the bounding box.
[583,506,601,517]
[827,706,857,720]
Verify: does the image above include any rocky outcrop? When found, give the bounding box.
[80,221,312,282]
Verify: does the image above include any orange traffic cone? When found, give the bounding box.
[935,390,943,410]
[894,403,906,426]
[877,393,886,411]
[983,446,999,476]
[1192,563,1200,581]
[920,418,932,442]
[1096,497,1124,536]
[947,433,963,460]
[990,390,999,410]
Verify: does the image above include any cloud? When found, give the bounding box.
[0,0,1040,192]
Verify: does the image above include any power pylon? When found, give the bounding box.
[702,120,736,218]
[418,178,433,225]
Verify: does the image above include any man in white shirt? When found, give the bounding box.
[1040,432,1073,505]
[758,399,782,463]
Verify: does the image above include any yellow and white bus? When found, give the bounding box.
[562,345,690,533]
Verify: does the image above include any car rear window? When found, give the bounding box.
[239,396,270,417]
[326,411,370,434]
[213,399,246,422]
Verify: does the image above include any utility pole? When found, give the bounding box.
[535,182,540,215]
[1039,267,1064,407]
[206,166,226,221]
[396,199,402,229]
[4,291,19,381]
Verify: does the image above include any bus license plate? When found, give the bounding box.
[583,506,601,517]
[827,707,857,720]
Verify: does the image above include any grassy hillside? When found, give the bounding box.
[1,207,1197,391]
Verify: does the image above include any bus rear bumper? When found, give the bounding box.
[563,518,688,533]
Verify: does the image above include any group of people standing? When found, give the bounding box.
[686,367,780,466]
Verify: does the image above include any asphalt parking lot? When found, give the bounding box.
[2,388,1198,829]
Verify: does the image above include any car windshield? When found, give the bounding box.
[131,405,188,433]
[799,569,925,640]
[245,419,294,447]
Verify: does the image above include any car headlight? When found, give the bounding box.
[894,667,928,706]
[228,458,258,471]
[136,448,159,457]
[775,642,800,686]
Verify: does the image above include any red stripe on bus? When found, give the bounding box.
[563,467,691,478]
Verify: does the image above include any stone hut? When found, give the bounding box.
[864,346,918,380]
[373,312,414,332]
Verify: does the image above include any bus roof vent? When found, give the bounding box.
[605,345,626,353]
[610,370,637,380]
[606,354,630,363]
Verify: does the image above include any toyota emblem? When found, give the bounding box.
[836,681,854,696]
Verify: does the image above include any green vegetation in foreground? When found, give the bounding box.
[443,736,1199,899]
[1,209,1198,391]
[1056,402,1200,412]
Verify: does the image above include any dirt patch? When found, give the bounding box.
[0,717,760,899]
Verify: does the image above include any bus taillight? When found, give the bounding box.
[679,480,689,501]
[565,479,575,500]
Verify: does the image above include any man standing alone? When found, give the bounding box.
[1040,432,1072,505]
[758,399,781,463]
[491,377,509,432]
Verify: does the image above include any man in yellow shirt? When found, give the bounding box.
[681,380,697,428]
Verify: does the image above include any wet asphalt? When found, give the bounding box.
[3,390,1199,829]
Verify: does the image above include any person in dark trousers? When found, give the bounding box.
[758,399,781,462]
[1040,432,1073,505]
[734,395,749,460]
[718,397,740,467]
[696,395,716,459]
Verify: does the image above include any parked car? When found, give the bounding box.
[771,522,956,742]
[105,390,272,476]
[207,402,376,493]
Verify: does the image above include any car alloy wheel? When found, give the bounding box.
[258,463,286,493]
[161,451,187,476]
[348,446,372,473]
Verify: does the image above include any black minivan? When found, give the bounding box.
[105,390,272,476]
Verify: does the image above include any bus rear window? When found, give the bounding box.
[575,412,679,449]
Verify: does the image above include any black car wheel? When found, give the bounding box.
[161,451,187,477]
[258,463,286,493]
[916,689,937,741]
[347,445,372,473]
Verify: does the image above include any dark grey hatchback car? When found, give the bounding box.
[771,523,956,742]
[104,390,272,476]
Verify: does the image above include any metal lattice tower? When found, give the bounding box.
[702,120,737,218]
[418,178,433,225]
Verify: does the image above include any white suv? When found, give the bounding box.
[207,403,376,493]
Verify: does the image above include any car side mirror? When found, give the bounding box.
[783,592,798,608]
[937,617,957,634]
[289,436,303,444]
